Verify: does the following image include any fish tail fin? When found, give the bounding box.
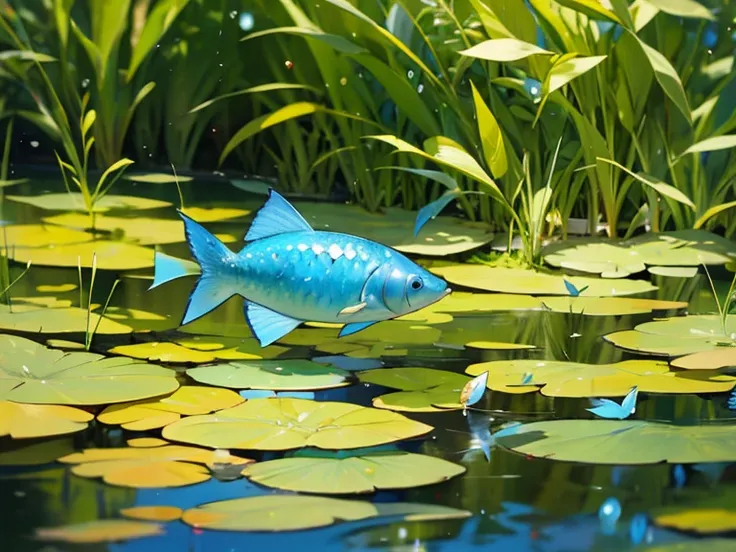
[149,251,201,291]
[177,210,239,326]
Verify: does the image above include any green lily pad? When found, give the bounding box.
[181,495,471,532]
[543,242,648,277]
[0,304,133,335]
[0,334,179,405]
[179,206,252,222]
[465,341,536,350]
[604,315,736,356]
[539,296,688,316]
[35,520,164,543]
[7,193,171,212]
[241,449,465,494]
[124,172,193,184]
[36,284,78,293]
[670,349,736,370]
[8,239,155,270]
[293,201,493,257]
[186,360,351,391]
[430,292,543,313]
[647,266,699,278]
[627,230,736,266]
[359,367,470,412]
[161,398,433,451]
[108,337,287,363]
[654,509,736,535]
[493,419,736,464]
[430,266,657,296]
[0,438,75,466]
[465,359,736,397]
[0,224,92,248]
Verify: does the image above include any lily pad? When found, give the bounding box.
[293,201,493,257]
[58,444,253,488]
[0,401,93,438]
[671,349,736,370]
[186,360,351,391]
[0,305,133,335]
[493,419,736,464]
[0,438,76,466]
[180,206,251,222]
[0,224,92,248]
[465,359,736,397]
[543,242,648,277]
[430,292,543,313]
[7,193,171,212]
[181,495,471,532]
[241,449,465,494]
[431,266,657,296]
[108,338,286,363]
[127,437,169,448]
[8,239,155,270]
[120,506,184,522]
[125,172,193,184]
[0,334,179,405]
[648,266,699,278]
[97,386,244,431]
[465,341,536,350]
[654,509,736,534]
[359,367,470,412]
[36,283,78,293]
[35,520,164,543]
[604,315,736,356]
[161,398,433,451]
[539,296,688,316]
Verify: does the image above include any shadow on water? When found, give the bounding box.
[0,175,733,551]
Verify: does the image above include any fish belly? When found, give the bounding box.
[233,231,393,322]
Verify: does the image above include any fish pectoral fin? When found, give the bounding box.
[338,302,367,316]
[338,320,377,338]
[244,189,314,241]
[244,301,302,347]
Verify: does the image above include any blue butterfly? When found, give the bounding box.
[587,387,638,419]
[563,279,589,297]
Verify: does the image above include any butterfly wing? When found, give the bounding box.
[587,399,625,419]
[620,386,639,415]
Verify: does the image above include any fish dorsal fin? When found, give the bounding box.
[245,189,314,241]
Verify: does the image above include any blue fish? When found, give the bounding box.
[150,190,451,346]
[587,387,638,419]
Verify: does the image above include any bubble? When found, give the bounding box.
[417,84,424,93]
[81,78,90,88]
[340,77,347,86]
[285,60,293,69]
[398,527,408,539]
[30,140,39,148]
[229,10,236,18]
[407,69,415,78]
[239,12,255,31]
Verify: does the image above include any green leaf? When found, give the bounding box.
[53,0,75,48]
[81,110,96,139]
[243,26,367,54]
[470,82,507,178]
[127,0,192,81]
[630,0,659,30]
[0,50,56,63]
[632,33,691,124]
[376,167,458,190]
[683,135,736,155]
[459,38,552,62]
[643,0,714,20]
[553,0,623,23]
[189,83,321,114]
[242,450,465,494]
[88,0,131,81]
[96,158,135,197]
[546,55,607,95]
[596,157,695,209]
[694,201,736,229]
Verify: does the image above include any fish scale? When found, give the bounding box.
[150,189,450,346]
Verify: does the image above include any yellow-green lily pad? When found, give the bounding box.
[35,520,164,543]
[654,509,736,534]
[0,224,92,248]
[670,349,736,370]
[58,444,253,488]
[180,206,251,222]
[0,334,179,405]
[293,201,493,257]
[7,192,171,212]
[36,283,78,293]
[493,419,736,464]
[465,341,536,350]
[186,360,351,391]
[161,398,433,451]
[124,172,193,184]
[0,401,93,438]
[431,265,657,296]
[242,449,465,494]
[648,266,699,278]
[429,292,543,313]
[359,367,470,412]
[181,495,471,532]
[8,239,155,270]
[465,359,736,397]
[97,386,244,430]
[108,338,286,363]
[0,304,133,335]
[120,506,184,522]
[540,296,688,316]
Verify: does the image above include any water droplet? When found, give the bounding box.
[81,78,90,88]
[398,527,408,539]
[239,12,255,31]
[407,69,415,78]
[30,140,39,148]
[229,10,237,18]
[285,60,293,69]
[417,84,424,93]
[340,77,347,86]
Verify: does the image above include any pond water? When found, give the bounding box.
[0,174,734,552]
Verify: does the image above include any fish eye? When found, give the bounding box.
[410,277,423,290]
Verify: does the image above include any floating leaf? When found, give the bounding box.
[670,349,736,370]
[124,172,193,184]
[0,304,133,335]
[6,193,171,212]
[654,509,736,534]
[430,265,657,296]
[0,401,93,438]
[647,266,699,278]
[181,495,470,532]
[58,445,252,488]
[161,398,433,451]
[127,437,168,448]
[494,419,736,463]
[430,292,543,313]
[242,450,465,494]
[540,296,687,316]
[186,360,350,391]
[466,358,735,397]
[0,224,92,248]
[0,334,179,405]
[36,283,78,293]
[97,386,244,431]
[108,342,233,363]
[179,206,251,222]
[464,341,536,350]
[35,520,163,543]
[459,38,552,62]
[120,506,183,522]
[359,367,471,412]
[8,240,155,270]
